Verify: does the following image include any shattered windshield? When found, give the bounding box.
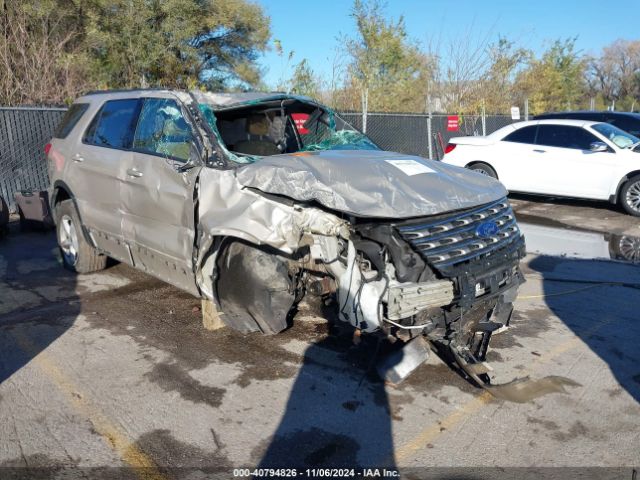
[197,97,379,164]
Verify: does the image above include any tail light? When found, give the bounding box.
[444,143,456,154]
[44,143,52,156]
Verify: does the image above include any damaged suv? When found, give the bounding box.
[48,89,525,382]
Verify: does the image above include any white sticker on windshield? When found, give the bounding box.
[385,159,435,176]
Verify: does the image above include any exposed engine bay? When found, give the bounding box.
[200,186,525,388]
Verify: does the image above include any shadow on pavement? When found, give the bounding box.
[258,321,397,471]
[528,255,640,403]
[0,222,79,385]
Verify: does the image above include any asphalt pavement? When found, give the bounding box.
[0,196,639,479]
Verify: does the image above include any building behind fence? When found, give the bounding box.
[0,106,518,211]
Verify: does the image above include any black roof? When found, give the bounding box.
[534,110,640,119]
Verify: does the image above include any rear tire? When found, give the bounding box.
[468,163,498,179]
[55,200,107,273]
[620,175,640,217]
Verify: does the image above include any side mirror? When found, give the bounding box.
[589,141,609,153]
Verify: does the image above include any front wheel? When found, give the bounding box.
[55,200,107,273]
[468,163,498,179]
[620,175,640,217]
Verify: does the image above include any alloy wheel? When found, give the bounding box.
[58,214,79,266]
[625,181,640,213]
[617,235,640,263]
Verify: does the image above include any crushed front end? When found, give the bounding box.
[323,197,525,382]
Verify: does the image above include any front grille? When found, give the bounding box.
[396,198,521,268]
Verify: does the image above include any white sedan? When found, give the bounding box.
[441,119,640,216]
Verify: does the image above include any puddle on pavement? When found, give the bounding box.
[485,375,582,403]
[516,214,640,264]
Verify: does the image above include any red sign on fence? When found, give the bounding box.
[446,115,459,132]
[291,113,310,134]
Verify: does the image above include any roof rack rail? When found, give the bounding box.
[83,87,180,96]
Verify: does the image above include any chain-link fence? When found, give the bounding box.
[0,107,67,211]
[0,106,518,211]
[341,112,518,160]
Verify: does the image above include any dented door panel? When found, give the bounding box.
[120,152,200,295]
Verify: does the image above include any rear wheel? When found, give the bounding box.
[620,175,640,217]
[468,163,498,179]
[55,200,107,273]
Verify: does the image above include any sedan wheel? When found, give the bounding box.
[616,235,640,262]
[625,182,640,212]
[468,163,498,179]
[621,175,640,217]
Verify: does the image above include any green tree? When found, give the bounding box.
[482,37,531,113]
[85,0,271,90]
[516,38,587,114]
[273,38,295,92]
[288,59,320,99]
[344,0,431,113]
[0,0,90,105]
[0,0,272,105]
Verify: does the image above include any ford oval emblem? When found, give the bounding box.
[475,221,499,238]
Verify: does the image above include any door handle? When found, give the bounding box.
[72,154,85,162]
[126,168,143,178]
[533,149,546,153]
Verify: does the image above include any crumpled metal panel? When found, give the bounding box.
[235,150,507,219]
[197,168,348,253]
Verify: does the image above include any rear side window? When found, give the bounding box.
[54,103,89,139]
[84,99,141,149]
[536,125,598,150]
[503,126,537,144]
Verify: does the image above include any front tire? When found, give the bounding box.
[468,163,498,179]
[620,175,640,217]
[55,200,107,273]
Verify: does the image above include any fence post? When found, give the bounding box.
[481,99,486,136]
[426,93,433,159]
[361,89,368,134]
[427,112,433,159]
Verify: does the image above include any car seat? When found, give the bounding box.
[234,114,280,156]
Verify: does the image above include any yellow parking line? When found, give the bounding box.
[394,315,616,463]
[12,330,166,480]
[394,391,493,462]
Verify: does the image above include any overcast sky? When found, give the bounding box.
[256,0,639,88]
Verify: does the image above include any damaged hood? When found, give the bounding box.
[235,150,507,219]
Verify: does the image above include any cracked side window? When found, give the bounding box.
[133,98,193,161]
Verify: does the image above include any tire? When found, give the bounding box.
[55,200,107,273]
[468,163,498,179]
[608,234,640,262]
[620,175,640,217]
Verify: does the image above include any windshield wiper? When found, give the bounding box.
[624,140,640,149]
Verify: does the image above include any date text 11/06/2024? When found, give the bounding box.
[233,468,400,478]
